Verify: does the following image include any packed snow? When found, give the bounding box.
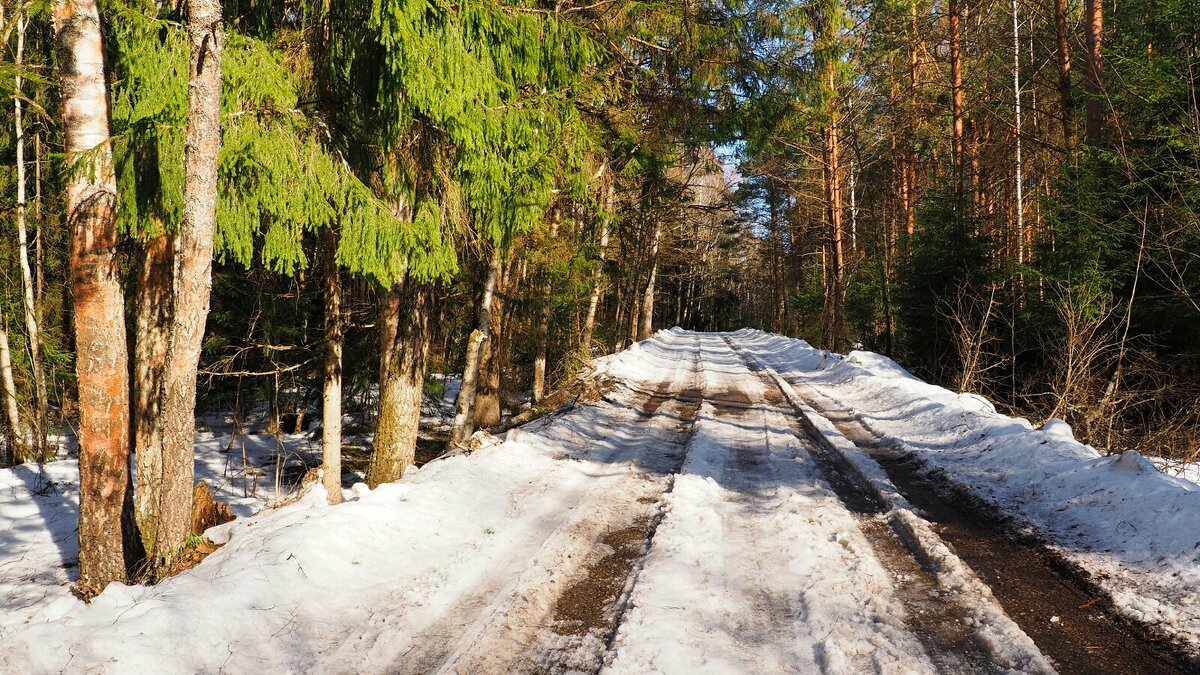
[2,327,1197,672]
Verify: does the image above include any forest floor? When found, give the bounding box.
[2,329,1199,673]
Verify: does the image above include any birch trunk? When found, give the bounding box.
[637,220,661,341]
[450,250,501,445]
[12,13,48,461]
[0,321,24,465]
[581,179,613,354]
[321,227,343,504]
[55,0,134,593]
[475,267,505,429]
[1011,0,1025,281]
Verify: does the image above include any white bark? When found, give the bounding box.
[0,321,24,464]
[13,12,48,460]
[1012,0,1025,269]
[450,250,502,445]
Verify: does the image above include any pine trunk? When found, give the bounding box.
[1055,0,1073,150]
[1084,0,1104,145]
[369,285,432,486]
[822,32,847,352]
[905,0,918,237]
[450,250,501,445]
[949,0,964,173]
[55,0,134,594]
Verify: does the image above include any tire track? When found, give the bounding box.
[727,334,1195,674]
[720,335,1009,674]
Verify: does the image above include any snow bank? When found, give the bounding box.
[0,430,315,638]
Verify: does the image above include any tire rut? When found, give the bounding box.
[759,350,1197,675]
[532,338,705,675]
[720,336,1006,674]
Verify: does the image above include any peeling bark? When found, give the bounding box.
[55,0,134,593]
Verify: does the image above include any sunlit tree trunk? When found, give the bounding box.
[637,220,662,340]
[369,284,433,485]
[320,227,343,504]
[533,215,561,403]
[817,3,847,351]
[450,249,501,445]
[1084,0,1104,145]
[0,320,24,464]
[475,266,506,429]
[55,0,134,594]
[949,0,964,177]
[904,0,918,237]
[1055,0,1074,150]
[1011,0,1026,294]
[134,0,224,568]
[581,206,609,355]
[12,13,48,461]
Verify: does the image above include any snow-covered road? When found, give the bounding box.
[2,329,1197,673]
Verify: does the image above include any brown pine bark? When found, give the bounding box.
[368,284,433,487]
[949,0,964,173]
[1084,0,1103,145]
[1055,0,1074,150]
[904,0,919,237]
[55,0,134,594]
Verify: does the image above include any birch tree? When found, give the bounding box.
[54,0,133,595]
